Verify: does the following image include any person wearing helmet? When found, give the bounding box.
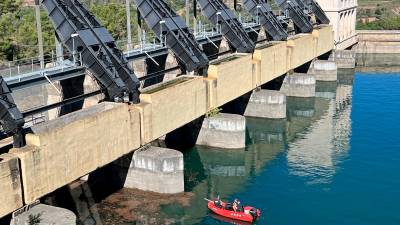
[232,198,243,212]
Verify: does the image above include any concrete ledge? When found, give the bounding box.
[308,60,338,81]
[0,153,23,218]
[117,147,184,194]
[244,90,286,119]
[11,102,141,204]
[196,113,246,149]
[280,73,316,98]
[208,54,254,108]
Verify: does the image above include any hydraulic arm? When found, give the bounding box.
[197,0,255,53]
[0,77,25,148]
[273,0,313,33]
[41,0,140,102]
[298,0,330,24]
[136,0,209,74]
[243,0,288,41]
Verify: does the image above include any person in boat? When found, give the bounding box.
[232,199,243,212]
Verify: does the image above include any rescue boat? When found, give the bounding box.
[206,199,260,223]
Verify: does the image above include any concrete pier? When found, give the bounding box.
[0,154,23,218]
[11,204,76,225]
[116,146,184,194]
[308,60,338,81]
[244,90,286,119]
[196,113,246,149]
[280,73,316,98]
[330,50,356,69]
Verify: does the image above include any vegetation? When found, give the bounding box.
[357,16,400,30]
[206,108,222,118]
[28,213,42,225]
[357,0,400,30]
[0,1,144,62]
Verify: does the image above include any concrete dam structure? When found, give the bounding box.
[0,25,335,219]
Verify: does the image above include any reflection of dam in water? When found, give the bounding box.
[286,71,353,184]
[171,117,288,224]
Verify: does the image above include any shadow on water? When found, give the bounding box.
[41,70,354,225]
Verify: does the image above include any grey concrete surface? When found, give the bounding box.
[116,146,184,194]
[308,60,338,81]
[11,204,76,225]
[196,113,246,149]
[244,90,286,119]
[280,73,316,98]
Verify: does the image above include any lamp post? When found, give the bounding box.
[216,11,222,34]
[160,20,166,46]
[71,33,79,65]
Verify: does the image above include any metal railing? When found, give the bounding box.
[0,53,76,78]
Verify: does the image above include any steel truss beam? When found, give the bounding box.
[274,0,313,33]
[136,0,209,75]
[243,0,288,41]
[197,0,255,53]
[41,0,140,102]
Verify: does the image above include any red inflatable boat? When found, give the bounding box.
[207,199,261,223]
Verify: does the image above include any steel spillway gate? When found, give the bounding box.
[135,0,209,75]
[301,0,330,25]
[63,0,141,100]
[274,0,313,33]
[197,0,255,53]
[41,0,140,103]
[0,77,25,148]
[243,0,288,41]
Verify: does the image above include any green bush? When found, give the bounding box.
[357,16,400,30]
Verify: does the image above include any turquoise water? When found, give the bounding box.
[160,71,400,225]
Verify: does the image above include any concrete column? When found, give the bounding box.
[196,113,246,149]
[186,0,190,26]
[218,38,231,54]
[280,73,316,98]
[330,50,356,69]
[55,36,63,62]
[308,60,338,81]
[11,204,76,225]
[244,90,286,119]
[126,0,132,50]
[115,147,184,194]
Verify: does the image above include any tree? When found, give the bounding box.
[0,0,22,15]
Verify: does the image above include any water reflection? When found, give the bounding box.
[177,117,287,224]
[287,72,353,184]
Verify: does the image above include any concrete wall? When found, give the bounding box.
[0,25,334,217]
[317,0,357,50]
[253,41,287,85]
[207,53,254,108]
[11,102,141,204]
[354,31,400,54]
[0,153,23,218]
[134,76,208,144]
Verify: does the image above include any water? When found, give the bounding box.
[69,70,400,225]
[159,71,400,225]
